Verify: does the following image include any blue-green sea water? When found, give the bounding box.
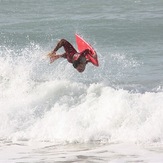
[0,0,163,162]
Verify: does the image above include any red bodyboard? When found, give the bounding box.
[75,34,99,66]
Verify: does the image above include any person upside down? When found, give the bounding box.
[48,39,98,73]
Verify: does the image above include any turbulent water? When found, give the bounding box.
[0,0,163,162]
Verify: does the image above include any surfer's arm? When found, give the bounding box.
[80,49,98,66]
[80,49,91,57]
[80,49,97,58]
[88,51,98,66]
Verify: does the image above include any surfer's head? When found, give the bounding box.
[76,63,86,72]
[73,56,87,73]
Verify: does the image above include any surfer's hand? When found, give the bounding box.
[92,51,97,59]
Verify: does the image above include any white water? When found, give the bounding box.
[0,45,163,146]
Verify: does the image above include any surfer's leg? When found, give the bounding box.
[52,39,65,52]
[53,39,77,54]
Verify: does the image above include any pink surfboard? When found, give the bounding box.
[75,34,99,66]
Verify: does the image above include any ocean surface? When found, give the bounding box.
[0,0,163,162]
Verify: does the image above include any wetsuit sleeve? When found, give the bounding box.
[80,49,99,66]
[79,49,90,57]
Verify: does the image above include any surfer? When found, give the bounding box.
[48,39,98,73]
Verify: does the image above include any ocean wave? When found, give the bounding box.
[0,44,163,144]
